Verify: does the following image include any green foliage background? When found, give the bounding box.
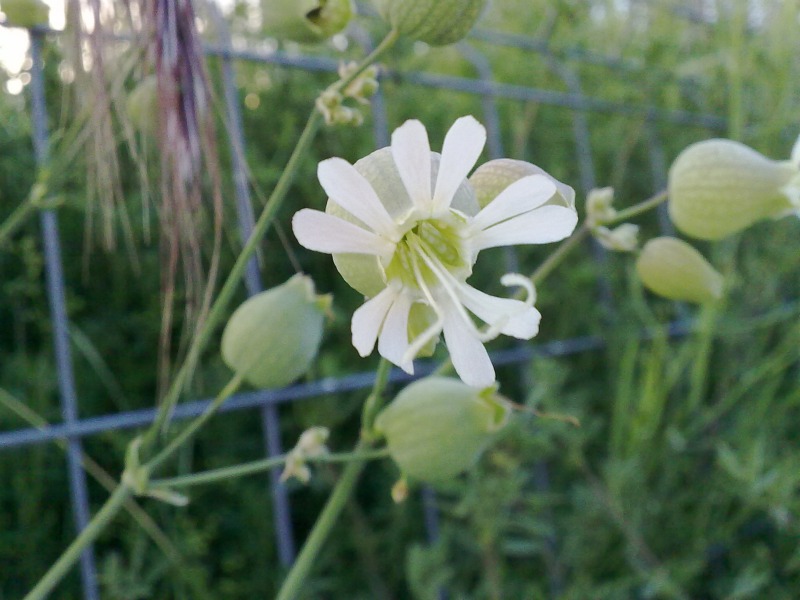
[1,1,800,598]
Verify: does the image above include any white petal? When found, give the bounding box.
[456,282,540,339]
[377,289,414,373]
[292,209,394,258]
[391,120,432,212]
[470,175,557,232]
[470,205,578,252]
[442,307,495,388]
[318,158,398,239]
[431,116,486,214]
[351,284,399,357]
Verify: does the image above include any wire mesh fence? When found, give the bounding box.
[0,9,729,598]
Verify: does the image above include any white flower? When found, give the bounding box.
[292,116,578,387]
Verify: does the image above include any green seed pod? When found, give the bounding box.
[371,0,486,46]
[127,76,159,137]
[263,0,353,44]
[668,139,798,240]
[221,274,331,388]
[375,377,511,484]
[327,147,478,298]
[635,237,724,304]
[469,158,575,210]
[2,0,49,27]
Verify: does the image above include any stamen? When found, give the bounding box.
[411,236,504,343]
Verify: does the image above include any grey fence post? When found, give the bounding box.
[29,28,100,600]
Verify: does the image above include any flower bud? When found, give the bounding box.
[127,76,159,137]
[586,186,616,226]
[263,0,353,44]
[375,377,511,484]
[594,223,639,252]
[371,0,486,46]
[2,0,49,27]
[635,237,724,304]
[668,139,799,240]
[469,158,575,210]
[221,274,331,388]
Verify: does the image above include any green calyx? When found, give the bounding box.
[469,158,575,210]
[668,139,798,240]
[371,0,486,46]
[635,237,724,304]
[263,0,353,44]
[375,377,510,484]
[221,274,330,388]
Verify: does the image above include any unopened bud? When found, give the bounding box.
[668,139,799,240]
[594,223,639,252]
[263,0,353,44]
[635,237,724,304]
[221,274,330,388]
[586,186,616,226]
[375,377,510,484]
[371,0,486,46]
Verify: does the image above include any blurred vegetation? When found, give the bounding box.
[1,0,800,598]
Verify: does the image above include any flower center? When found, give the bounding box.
[384,217,468,290]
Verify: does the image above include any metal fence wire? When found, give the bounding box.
[1,10,726,598]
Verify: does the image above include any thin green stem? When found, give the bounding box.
[0,195,39,246]
[275,442,370,600]
[361,358,393,437]
[530,189,668,287]
[531,224,590,286]
[606,189,667,225]
[24,29,403,600]
[151,449,390,490]
[0,388,182,564]
[276,358,396,600]
[23,484,133,600]
[145,110,322,442]
[147,373,243,473]
[146,28,401,446]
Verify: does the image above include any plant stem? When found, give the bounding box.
[530,189,668,287]
[275,442,370,600]
[23,28,403,600]
[23,484,133,600]
[360,358,393,437]
[151,449,390,489]
[0,195,39,246]
[275,359,395,600]
[606,189,667,225]
[146,28,401,445]
[146,373,243,473]
[531,224,590,286]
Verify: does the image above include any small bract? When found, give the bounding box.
[221,274,330,388]
[375,377,511,484]
[371,0,486,46]
[263,0,353,44]
[636,237,724,304]
[668,139,800,240]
